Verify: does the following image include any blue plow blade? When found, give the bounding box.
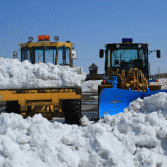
[99,88,167,118]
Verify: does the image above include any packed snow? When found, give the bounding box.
[0,58,167,166]
[81,80,102,92]
[0,57,87,89]
[1,92,167,167]
[150,78,167,90]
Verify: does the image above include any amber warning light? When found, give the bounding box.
[38,35,50,41]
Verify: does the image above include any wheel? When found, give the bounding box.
[6,101,21,114]
[62,99,81,125]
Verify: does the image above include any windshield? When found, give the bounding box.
[110,49,147,72]
[21,47,57,64]
[21,46,71,66]
[33,49,57,64]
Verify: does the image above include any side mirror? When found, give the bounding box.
[157,49,160,58]
[13,51,17,59]
[99,49,104,58]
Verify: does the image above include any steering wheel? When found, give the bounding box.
[129,59,133,63]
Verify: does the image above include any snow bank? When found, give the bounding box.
[1,58,167,166]
[98,93,167,166]
[149,78,167,90]
[0,113,133,167]
[1,92,167,167]
[124,92,167,119]
[0,58,87,89]
[81,80,102,92]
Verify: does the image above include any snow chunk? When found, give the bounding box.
[80,115,92,126]
[125,92,167,119]
[81,80,102,92]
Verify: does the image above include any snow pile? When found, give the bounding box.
[149,78,167,90]
[81,80,102,92]
[1,92,167,166]
[124,92,167,118]
[1,57,167,166]
[0,58,87,89]
[99,111,167,166]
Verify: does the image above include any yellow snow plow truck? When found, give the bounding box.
[98,38,166,119]
[0,35,81,125]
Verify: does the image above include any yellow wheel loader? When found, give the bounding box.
[0,35,81,125]
[98,38,166,118]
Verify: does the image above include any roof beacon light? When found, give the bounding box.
[122,38,133,43]
[38,35,50,41]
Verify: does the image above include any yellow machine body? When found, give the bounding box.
[2,36,81,125]
[0,87,81,120]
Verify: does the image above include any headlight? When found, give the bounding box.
[28,37,33,42]
[116,44,120,48]
[138,44,141,48]
[54,36,59,41]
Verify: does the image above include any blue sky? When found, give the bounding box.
[0,0,166,75]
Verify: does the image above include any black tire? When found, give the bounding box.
[6,101,21,114]
[62,99,81,125]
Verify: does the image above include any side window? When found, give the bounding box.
[57,48,63,65]
[108,50,110,67]
[139,49,146,68]
[66,47,70,65]
[58,47,70,66]
[21,48,31,62]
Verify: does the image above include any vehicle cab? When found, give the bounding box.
[13,35,77,67]
[99,38,160,80]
